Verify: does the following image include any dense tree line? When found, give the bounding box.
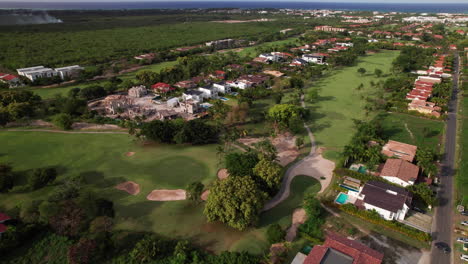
[139,119,219,145]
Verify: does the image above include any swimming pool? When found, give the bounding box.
[335,193,349,205]
[220,97,229,101]
[351,165,367,174]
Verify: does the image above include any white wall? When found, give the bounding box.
[381,176,412,187]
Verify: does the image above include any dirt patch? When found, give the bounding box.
[146,189,186,201]
[115,181,140,195]
[125,152,136,157]
[285,208,307,242]
[269,243,287,264]
[6,119,53,128]
[238,133,300,166]
[72,122,124,131]
[217,169,229,180]
[201,190,210,201]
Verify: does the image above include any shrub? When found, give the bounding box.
[28,167,58,190]
[53,113,73,130]
[340,204,431,242]
[266,224,286,244]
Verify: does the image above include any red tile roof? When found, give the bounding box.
[0,224,6,233]
[380,159,419,183]
[304,232,383,264]
[151,82,174,92]
[0,213,10,222]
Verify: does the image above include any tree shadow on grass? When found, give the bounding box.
[116,200,162,220]
[80,171,126,188]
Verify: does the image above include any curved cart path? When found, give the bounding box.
[263,95,335,211]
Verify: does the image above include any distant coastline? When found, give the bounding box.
[0,1,467,13]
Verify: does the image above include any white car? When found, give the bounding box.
[457,237,468,243]
[462,221,468,226]
[461,254,468,262]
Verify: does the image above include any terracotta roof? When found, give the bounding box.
[380,159,419,183]
[0,224,7,233]
[361,181,413,213]
[0,213,10,222]
[381,140,417,162]
[304,232,383,264]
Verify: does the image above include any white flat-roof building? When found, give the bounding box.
[17,66,56,81]
[17,65,84,81]
[54,65,84,79]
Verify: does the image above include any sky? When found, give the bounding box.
[0,0,467,3]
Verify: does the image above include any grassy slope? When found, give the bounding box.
[305,50,400,161]
[0,131,319,254]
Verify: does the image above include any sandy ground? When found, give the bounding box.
[72,122,123,131]
[217,169,229,180]
[125,152,136,157]
[201,190,210,201]
[238,132,300,166]
[285,208,308,242]
[146,189,187,201]
[115,181,140,195]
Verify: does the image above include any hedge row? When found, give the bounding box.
[339,203,431,242]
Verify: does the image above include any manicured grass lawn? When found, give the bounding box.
[304,50,400,161]
[0,131,319,254]
[378,112,444,152]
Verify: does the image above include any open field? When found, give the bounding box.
[379,112,445,152]
[304,50,400,161]
[0,131,319,254]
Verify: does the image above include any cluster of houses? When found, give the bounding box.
[16,65,83,81]
[291,232,384,264]
[336,140,430,223]
[407,55,452,117]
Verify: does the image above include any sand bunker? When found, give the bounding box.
[217,169,229,180]
[125,152,136,157]
[201,190,210,201]
[115,181,140,195]
[147,189,187,201]
[72,122,123,131]
[285,208,307,242]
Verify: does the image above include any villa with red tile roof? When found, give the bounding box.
[381,140,417,162]
[151,82,175,93]
[304,232,383,264]
[380,159,420,187]
[0,73,21,87]
[0,213,10,223]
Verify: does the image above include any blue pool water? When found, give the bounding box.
[336,193,349,205]
[220,97,229,101]
[339,184,359,193]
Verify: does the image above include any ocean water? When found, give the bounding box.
[0,1,467,13]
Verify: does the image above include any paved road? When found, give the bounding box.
[431,52,460,264]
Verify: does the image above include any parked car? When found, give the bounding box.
[457,237,468,243]
[435,242,451,254]
[461,211,468,216]
[462,221,468,226]
[461,254,468,262]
